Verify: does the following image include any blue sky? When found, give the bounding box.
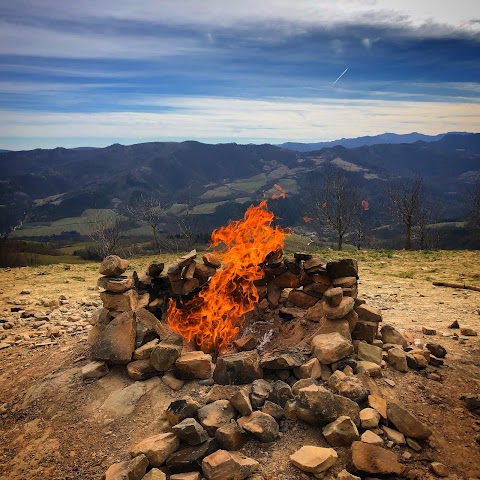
[0,0,479,150]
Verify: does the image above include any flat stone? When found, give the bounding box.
[324,297,355,320]
[311,332,353,365]
[324,287,344,307]
[431,462,449,477]
[387,347,408,372]
[98,275,134,293]
[290,446,337,474]
[197,400,236,435]
[172,418,209,446]
[205,385,240,403]
[406,438,422,452]
[262,400,285,420]
[166,398,200,425]
[133,338,159,360]
[213,351,263,385]
[322,415,360,446]
[129,432,180,468]
[174,351,213,380]
[293,385,360,426]
[170,474,200,480]
[381,324,407,347]
[351,441,405,475]
[234,335,256,351]
[317,318,352,340]
[293,358,322,380]
[100,289,138,312]
[356,361,381,377]
[134,308,171,347]
[274,272,303,289]
[81,361,109,380]
[260,348,306,369]
[202,450,259,480]
[105,454,148,480]
[426,342,447,358]
[162,372,185,391]
[355,304,382,323]
[387,402,432,439]
[360,408,380,429]
[126,359,158,381]
[150,340,183,372]
[288,290,319,308]
[214,420,248,451]
[368,394,387,421]
[292,378,318,396]
[99,255,129,276]
[305,300,325,322]
[382,425,406,444]
[333,277,357,288]
[460,328,477,336]
[91,311,136,364]
[422,326,437,335]
[326,259,358,280]
[238,411,279,442]
[357,343,382,365]
[406,352,428,369]
[360,430,383,446]
[166,439,215,474]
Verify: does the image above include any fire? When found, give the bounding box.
[168,199,287,353]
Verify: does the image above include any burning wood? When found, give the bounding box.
[168,200,286,354]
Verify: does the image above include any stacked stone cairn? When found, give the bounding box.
[88,253,443,479]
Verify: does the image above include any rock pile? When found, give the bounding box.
[90,253,447,479]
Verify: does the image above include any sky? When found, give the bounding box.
[0,0,479,150]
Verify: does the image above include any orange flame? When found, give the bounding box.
[303,216,313,223]
[168,200,287,353]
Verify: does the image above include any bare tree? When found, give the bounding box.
[385,176,424,250]
[306,168,360,250]
[87,211,125,258]
[128,192,168,254]
[467,183,480,231]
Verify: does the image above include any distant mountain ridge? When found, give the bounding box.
[0,133,479,240]
[278,131,472,152]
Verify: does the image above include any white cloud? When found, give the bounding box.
[1,96,478,149]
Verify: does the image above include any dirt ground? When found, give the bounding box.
[0,250,479,480]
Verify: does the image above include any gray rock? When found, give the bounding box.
[172,418,209,446]
[197,400,236,435]
[357,343,382,366]
[293,385,360,426]
[213,351,263,385]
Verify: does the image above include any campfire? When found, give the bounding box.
[168,198,287,355]
[85,198,444,479]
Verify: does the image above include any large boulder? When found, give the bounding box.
[100,290,138,312]
[311,332,353,364]
[91,311,136,364]
[326,259,358,280]
[213,351,263,385]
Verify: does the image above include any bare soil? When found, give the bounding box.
[1,251,479,480]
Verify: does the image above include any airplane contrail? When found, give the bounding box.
[333,67,349,85]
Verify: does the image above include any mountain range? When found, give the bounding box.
[0,133,479,245]
[278,131,472,152]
